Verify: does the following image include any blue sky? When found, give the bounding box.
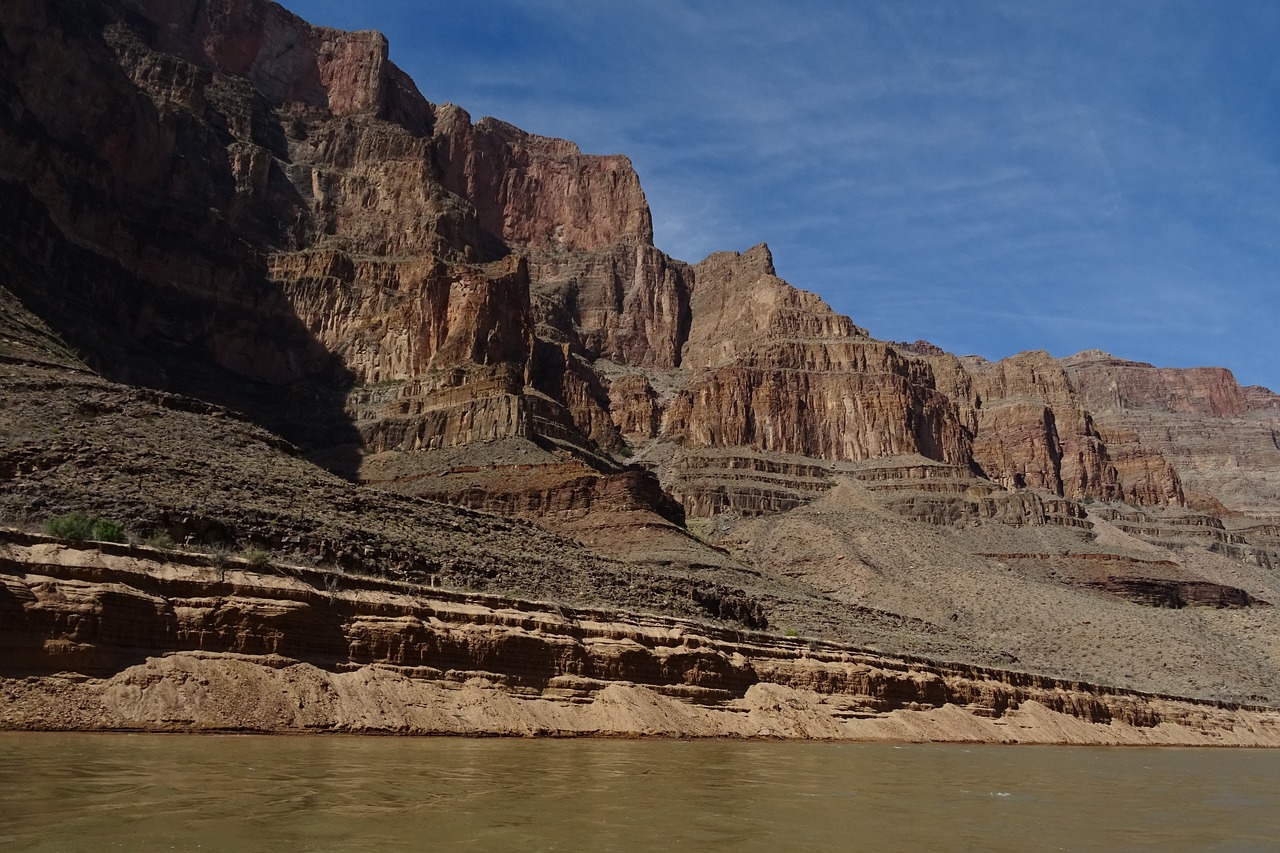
[284,1,1280,391]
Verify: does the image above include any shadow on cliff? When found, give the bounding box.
[0,178,365,481]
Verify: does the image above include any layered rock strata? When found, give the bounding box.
[4,0,1277,541]
[1062,352,1280,521]
[4,537,1279,745]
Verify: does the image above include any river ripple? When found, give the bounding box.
[0,734,1277,851]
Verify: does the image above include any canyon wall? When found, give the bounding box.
[3,0,1276,538]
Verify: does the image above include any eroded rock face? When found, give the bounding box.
[1244,385,1280,412]
[682,245,861,368]
[8,0,1280,746]
[528,244,692,369]
[1063,352,1280,519]
[961,352,1121,502]
[5,539,1279,744]
[434,110,654,254]
[123,0,423,123]
[1064,351,1249,417]
[660,248,972,488]
[0,0,976,536]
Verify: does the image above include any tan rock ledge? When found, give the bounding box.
[3,535,1278,746]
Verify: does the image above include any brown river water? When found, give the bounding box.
[1,734,1277,851]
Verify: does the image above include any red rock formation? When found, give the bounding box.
[915,350,1186,509]
[1063,351,1249,417]
[1093,425,1185,507]
[124,0,423,123]
[1244,386,1280,412]
[662,247,970,474]
[665,349,968,464]
[8,0,1280,740]
[682,244,861,369]
[434,109,652,253]
[606,374,662,441]
[943,351,1119,501]
[528,244,692,369]
[1063,352,1280,519]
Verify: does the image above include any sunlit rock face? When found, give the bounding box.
[1060,352,1280,519]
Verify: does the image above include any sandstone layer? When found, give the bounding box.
[4,536,1279,746]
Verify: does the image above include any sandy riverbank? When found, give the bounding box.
[3,536,1279,746]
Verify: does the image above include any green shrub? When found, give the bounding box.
[45,512,95,540]
[144,530,177,549]
[90,519,125,543]
[44,512,126,543]
[243,548,272,568]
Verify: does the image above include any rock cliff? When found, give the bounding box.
[1058,351,1280,519]
[6,0,1275,531]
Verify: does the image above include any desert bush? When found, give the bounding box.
[144,530,177,549]
[44,512,125,543]
[243,548,272,568]
[44,511,94,540]
[91,519,125,542]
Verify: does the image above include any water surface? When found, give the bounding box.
[1,734,1276,851]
